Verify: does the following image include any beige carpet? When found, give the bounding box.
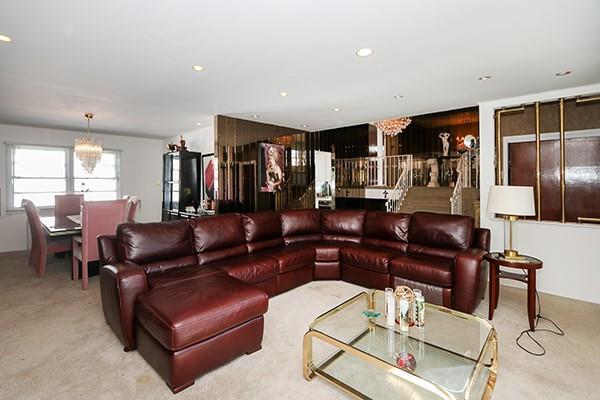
[1,251,598,400]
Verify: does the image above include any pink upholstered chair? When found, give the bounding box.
[72,199,128,289]
[125,196,141,223]
[54,194,84,218]
[22,199,71,278]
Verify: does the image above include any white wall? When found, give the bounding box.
[164,124,215,155]
[0,123,164,253]
[478,83,600,304]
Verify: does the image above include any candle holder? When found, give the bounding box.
[395,286,416,327]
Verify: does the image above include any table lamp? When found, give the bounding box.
[487,185,535,260]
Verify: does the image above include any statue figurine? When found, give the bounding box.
[439,132,450,157]
[178,135,187,152]
[426,158,440,188]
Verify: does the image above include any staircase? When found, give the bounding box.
[398,187,454,214]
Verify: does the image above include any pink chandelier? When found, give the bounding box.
[374,117,412,136]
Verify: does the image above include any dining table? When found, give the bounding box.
[40,215,82,237]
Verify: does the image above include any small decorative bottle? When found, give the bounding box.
[415,293,425,328]
[384,288,396,327]
[399,296,409,332]
[412,289,422,326]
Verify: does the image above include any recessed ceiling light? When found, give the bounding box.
[196,122,202,126]
[356,48,374,57]
[555,70,571,77]
[251,114,260,118]
[0,34,12,43]
[478,75,492,81]
[192,65,204,72]
[301,124,309,128]
[279,91,288,97]
[333,108,341,112]
[393,95,404,99]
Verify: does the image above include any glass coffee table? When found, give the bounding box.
[303,290,498,400]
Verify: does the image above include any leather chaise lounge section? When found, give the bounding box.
[98,209,490,393]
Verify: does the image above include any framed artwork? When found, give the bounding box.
[258,143,285,192]
[201,153,215,207]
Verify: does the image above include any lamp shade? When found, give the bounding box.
[487,185,535,216]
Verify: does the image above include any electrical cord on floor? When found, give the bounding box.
[515,270,565,356]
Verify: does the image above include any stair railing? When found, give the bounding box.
[386,155,413,213]
[450,156,464,215]
[298,180,315,209]
[335,154,413,188]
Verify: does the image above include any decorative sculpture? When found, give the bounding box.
[439,132,450,156]
[426,158,440,188]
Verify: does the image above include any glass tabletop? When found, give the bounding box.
[308,290,495,400]
[486,252,541,264]
[40,215,81,236]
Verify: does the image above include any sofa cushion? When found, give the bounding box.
[406,243,460,260]
[138,255,200,276]
[136,273,269,351]
[116,220,195,273]
[190,214,248,264]
[258,246,315,273]
[340,245,400,273]
[408,212,473,251]
[299,241,358,261]
[280,209,321,244]
[209,254,279,284]
[320,210,366,242]
[242,211,284,252]
[390,254,454,287]
[147,266,225,289]
[363,211,410,251]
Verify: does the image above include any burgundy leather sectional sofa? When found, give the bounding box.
[97,209,489,393]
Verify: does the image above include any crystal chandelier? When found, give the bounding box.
[271,135,294,147]
[75,113,103,174]
[374,117,412,136]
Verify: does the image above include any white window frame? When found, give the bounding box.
[5,142,122,211]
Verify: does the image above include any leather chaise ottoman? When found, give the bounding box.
[135,273,269,393]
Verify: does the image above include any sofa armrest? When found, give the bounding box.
[99,262,148,351]
[98,234,118,265]
[453,248,488,313]
[473,228,490,252]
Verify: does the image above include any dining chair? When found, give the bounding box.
[55,194,84,218]
[124,195,141,223]
[72,199,128,289]
[22,199,71,278]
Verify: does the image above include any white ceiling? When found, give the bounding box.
[0,0,599,138]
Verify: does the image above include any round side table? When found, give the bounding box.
[485,252,543,331]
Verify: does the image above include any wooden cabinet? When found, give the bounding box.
[162,150,202,221]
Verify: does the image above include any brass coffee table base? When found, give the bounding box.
[303,291,498,400]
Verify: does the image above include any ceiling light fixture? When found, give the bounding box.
[333,108,341,112]
[0,34,12,43]
[279,91,288,97]
[478,75,492,81]
[192,65,204,72]
[251,114,260,118]
[555,70,571,77]
[196,122,202,126]
[301,124,309,128]
[374,117,412,137]
[356,48,374,57]
[393,95,404,99]
[74,113,103,174]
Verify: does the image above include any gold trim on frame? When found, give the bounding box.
[494,106,525,184]
[535,101,541,221]
[559,98,566,223]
